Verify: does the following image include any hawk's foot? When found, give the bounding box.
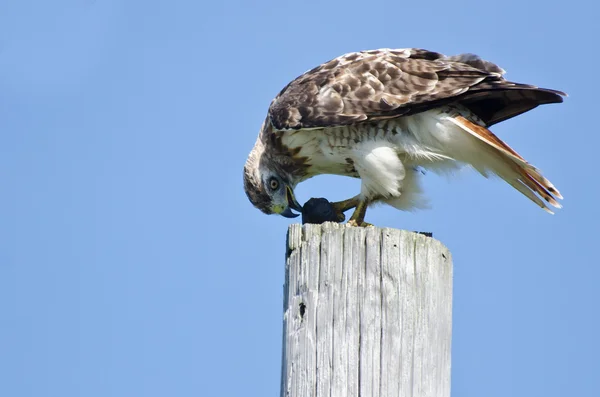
[347,199,370,227]
[347,219,374,227]
[330,196,360,223]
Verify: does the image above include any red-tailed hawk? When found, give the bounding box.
[244,48,565,226]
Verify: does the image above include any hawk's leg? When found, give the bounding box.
[330,196,360,221]
[330,195,378,227]
[347,198,374,227]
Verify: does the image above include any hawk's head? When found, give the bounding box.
[243,138,303,218]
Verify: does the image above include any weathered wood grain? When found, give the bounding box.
[282,223,452,397]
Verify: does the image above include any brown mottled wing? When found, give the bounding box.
[268,48,565,130]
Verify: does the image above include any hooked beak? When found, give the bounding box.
[281,186,303,218]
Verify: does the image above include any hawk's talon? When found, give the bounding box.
[347,199,371,227]
[333,211,346,223]
[330,196,360,223]
[329,203,348,222]
[347,220,374,227]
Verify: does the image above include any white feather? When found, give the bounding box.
[384,167,431,211]
[279,105,559,213]
[350,141,405,199]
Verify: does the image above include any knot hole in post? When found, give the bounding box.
[299,302,306,320]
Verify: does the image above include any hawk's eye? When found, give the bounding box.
[269,177,279,191]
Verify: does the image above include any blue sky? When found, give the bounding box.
[1,0,598,396]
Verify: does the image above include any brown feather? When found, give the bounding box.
[268,48,565,131]
[453,116,562,210]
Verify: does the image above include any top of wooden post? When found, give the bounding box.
[287,222,449,259]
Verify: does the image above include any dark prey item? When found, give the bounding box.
[301,198,345,225]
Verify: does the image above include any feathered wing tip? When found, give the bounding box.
[460,84,567,126]
[449,116,563,213]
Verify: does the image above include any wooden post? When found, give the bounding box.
[281,222,453,397]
